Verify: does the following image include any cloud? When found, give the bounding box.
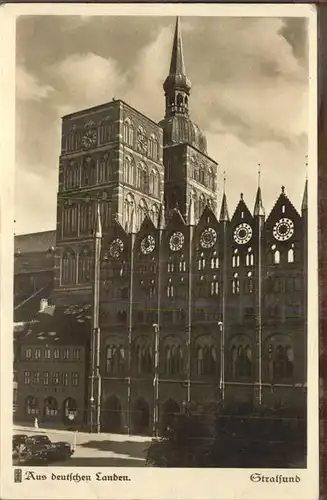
[14,167,57,235]
[47,52,126,114]
[13,15,309,234]
[16,66,54,102]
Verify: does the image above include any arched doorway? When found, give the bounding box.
[62,397,78,425]
[101,395,122,433]
[161,398,180,432]
[132,398,150,435]
[43,397,58,420]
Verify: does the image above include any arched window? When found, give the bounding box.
[99,154,111,184]
[165,346,171,374]
[179,256,186,272]
[138,199,148,228]
[106,345,125,375]
[211,256,219,269]
[288,247,294,263]
[232,273,240,294]
[63,204,78,237]
[123,119,134,146]
[43,396,58,417]
[78,247,92,284]
[80,202,95,235]
[149,168,159,197]
[197,253,206,270]
[210,279,219,296]
[199,194,206,216]
[274,250,280,264]
[124,155,133,185]
[124,193,135,231]
[231,344,252,378]
[199,166,205,185]
[61,249,76,285]
[150,204,159,225]
[167,284,174,297]
[245,271,253,293]
[197,346,204,375]
[148,135,159,159]
[246,248,254,266]
[232,249,240,268]
[136,162,148,192]
[99,118,112,144]
[25,396,39,416]
[207,167,215,190]
[272,344,294,380]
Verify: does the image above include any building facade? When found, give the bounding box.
[14,18,308,434]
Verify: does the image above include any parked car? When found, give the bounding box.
[12,434,28,453]
[13,434,74,464]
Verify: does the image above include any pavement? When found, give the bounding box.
[13,425,152,467]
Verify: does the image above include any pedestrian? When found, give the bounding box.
[34,416,39,429]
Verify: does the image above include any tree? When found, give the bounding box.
[145,402,306,468]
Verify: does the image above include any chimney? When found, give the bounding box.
[39,299,48,313]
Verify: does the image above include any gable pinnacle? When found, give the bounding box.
[301,179,308,212]
[188,196,196,226]
[95,201,102,238]
[219,192,230,222]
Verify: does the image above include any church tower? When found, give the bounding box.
[160,18,219,222]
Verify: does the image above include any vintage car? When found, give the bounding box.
[12,434,28,453]
[13,434,74,464]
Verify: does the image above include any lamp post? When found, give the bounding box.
[152,323,159,437]
[218,321,225,403]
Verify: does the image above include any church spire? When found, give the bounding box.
[163,17,191,118]
[169,17,186,77]
[219,172,230,222]
[253,165,265,217]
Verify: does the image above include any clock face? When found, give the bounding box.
[82,130,97,149]
[137,130,148,154]
[234,223,253,245]
[273,218,294,242]
[109,238,124,259]
[141,235,155,255]
[200,228,217,249]
[169,231,184,252]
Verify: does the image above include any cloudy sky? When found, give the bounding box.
[15,14,309,235]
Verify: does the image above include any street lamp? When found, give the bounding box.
[152,323,159,437]
[89,396,95,433]
[218,321,225,403]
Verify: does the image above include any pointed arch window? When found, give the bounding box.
[232,273,240,294]
[150,204,159,225]
[231,344,252,378]
[167,283,174,298]
[136,162,148,192]
[80,201,95,235]
[61,249,76,286]
[245,271,253,294]
[199,193,206,216]
[99,119,112,144]
[246,248,254,266]
[232,249,240,268]
[207,167,215,190]
[179,256,186,272]
[167,258,175,273]
[149,167,159,197]
[123,119,134,147]
[210,277,219,296]
[124,193,135,231]
[106,344,125,375]
[99,154,112,184]
[272,344,294,380]
[288,244,295,263]
[78,247,92,284]
[197,346,204,375]
[138,199,148,228]
[123,156,134,185]
[197,253,206,271]
[274,250,280,265]
[63,203,78,237]
[211,254,219,269]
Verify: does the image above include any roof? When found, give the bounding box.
[14,253,55,275]
[14,230,56,254]
[15,303,92,346]
[14,284,53,323]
